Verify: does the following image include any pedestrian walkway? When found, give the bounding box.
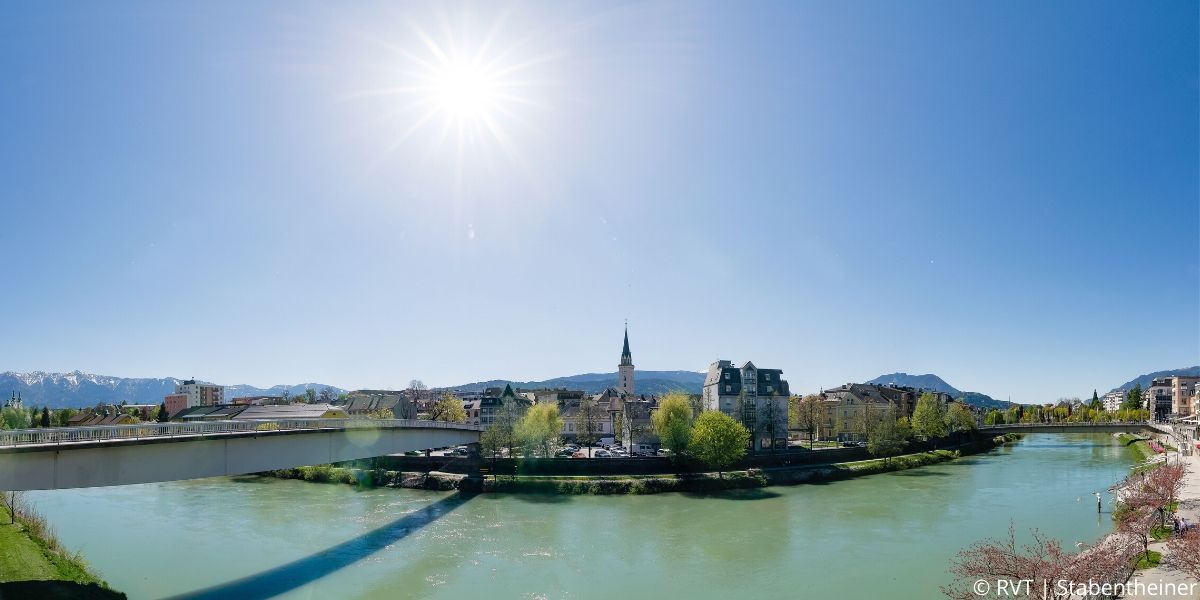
[1121,444,1200,600]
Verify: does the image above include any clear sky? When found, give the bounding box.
[1,1,1196,402]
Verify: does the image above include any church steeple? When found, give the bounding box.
[620,324,632,366]
[618,322,635,395]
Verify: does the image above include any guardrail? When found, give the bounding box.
[0,419,482,448]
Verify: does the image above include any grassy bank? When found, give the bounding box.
[0,503,122,600]
[1117,433,1157,465]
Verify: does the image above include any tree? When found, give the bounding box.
[156,402,169,423]
[319,388,334,404]
[652,391,693,461]
[1090,389,1100,409]
[945,403,976,434]
[912,393,947,441]
[304,387,317,404]
[39,407,50,428]
[756,396,786,451]
[516,403,563,458]
[429,393,467,423]
[984,410,1003,426]
[1,408,31,430]
[689,411,750,478]
[943,525,1138,600]
[56,408,75,427]
[1123,384,1143,410]
[791,395,822,449]
[0,491,25,525]
[1166,528,1200,581]
[574,396,604,456]
[867,405,907,461]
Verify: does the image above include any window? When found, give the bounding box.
[724,373,730,381]
[767,386,774,393]
[725,385,731,393]
[765,374,771,380]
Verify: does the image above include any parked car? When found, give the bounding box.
[555,449,574,458]
[594,449,612,458]
[656,448,672,457]
[571,450,587,458]
[839,441,857,448]
[450,446,470,456]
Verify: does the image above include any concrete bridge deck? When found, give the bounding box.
[0,419,481,491]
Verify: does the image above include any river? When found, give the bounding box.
[25,433,1136,599]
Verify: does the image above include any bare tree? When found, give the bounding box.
[575,396,602,457]
[944,525,1138,600]
[1,491,25,525]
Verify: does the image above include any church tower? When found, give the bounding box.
[618,324,635,396]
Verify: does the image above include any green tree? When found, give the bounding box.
[1091,389,1101,408]
[40,407,51,428]
[56,408,75,427]
[912,393,947,441]
[304,387,317,404]
[156,402,170,423]
[867,405,908,461]
[652,391,693,461]
[516,403,563,458]
[0,408,31,430]
[984,410,1003,426]
[429,393,467,423]
[1123,384,1144,411]
[945,403,977,433]
[689,411,750,478]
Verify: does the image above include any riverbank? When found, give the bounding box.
[0,504,122,600]
[258,433,1023,496]
[1117,440,1200,599]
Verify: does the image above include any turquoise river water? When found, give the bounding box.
[26,432,1136,599]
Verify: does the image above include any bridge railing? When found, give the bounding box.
[0,419,481,448]
[979,421,1149,429]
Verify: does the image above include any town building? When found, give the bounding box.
[702,360,789,451]
[1102,390,1126,413]
[172,379,224,409]
[1169,376,1200,416]
[463,384,529,430]
[5,392,23,410]
[1147,378,1175,420]
[229,395,284,406]
[340,390,416,419]
[816,383,954,442]
[163,393,189,417]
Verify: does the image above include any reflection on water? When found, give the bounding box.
[27,433,1135,600]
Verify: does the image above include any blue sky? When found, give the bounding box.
[1,1,1196,402]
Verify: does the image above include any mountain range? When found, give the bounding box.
[6,366,1193,410]
[1108,366,1200,394]
[447,371,706,395]
[0,371,344,409]
[862,372,1013,409]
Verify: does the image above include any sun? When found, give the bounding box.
[341,9,554,176]
[429,59,501,121]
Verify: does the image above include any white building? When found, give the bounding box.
[702,360,790,451]
[175,379,224,409]
[1102,390,1125,413]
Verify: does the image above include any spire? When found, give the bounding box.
[620,322,632,366]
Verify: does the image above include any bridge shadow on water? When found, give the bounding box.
[167,492,475,600]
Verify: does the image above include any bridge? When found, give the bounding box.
[979,421,1161,434]
[0,419,481,491]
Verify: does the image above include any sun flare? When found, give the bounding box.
[344,10,554,177]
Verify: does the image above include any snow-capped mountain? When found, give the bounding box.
[0,371,345,408]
